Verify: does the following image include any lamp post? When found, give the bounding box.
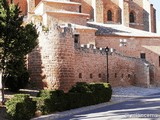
[105,47,114,83]
[105,47,109,83]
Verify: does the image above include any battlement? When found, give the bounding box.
[75,44,107,55]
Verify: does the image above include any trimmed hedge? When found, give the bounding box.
[5,94,36,120]
[35,82,112,114]
[5,82,112,119]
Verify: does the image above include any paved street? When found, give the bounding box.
[55,93,160,120]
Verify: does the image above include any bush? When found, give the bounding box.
[37,89,51,98]
[66,82,112,110]
[89,83,110,103]
[5,71,29,92]
[33,82,112,116]
[5,94,36,120]
[4,58,30,92]
[69,82,112,103]
[35,90,68,114]
[66,92,95,109]
[68,82,92,93]
[34,90,52,114]
[45,90,67,112]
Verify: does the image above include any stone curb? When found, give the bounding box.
[31,97,134,120]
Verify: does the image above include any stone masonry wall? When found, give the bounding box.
[74,45,150,87]
[96,0,104,23]
[28,24,152,91]
[96,36,160,86]
[71,0,94,20]
[28,25,76,91]
[76,29,96,45]
[123,0,129,27]
[44,2,80,13]
[46,12,89,26]
[150,4,156,33]
[103,0,121,24]
[128,0,144,30]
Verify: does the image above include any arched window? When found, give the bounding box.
[107,10,112,21]
[129,12,135,23]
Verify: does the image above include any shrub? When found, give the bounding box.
[4,58,30,92]
[69,82,112,103]
[66,92,95,109]
[37,89,51,98]
[68,82,92,93]
[34,90,52,114]
[45,90,67,112]
[89,83,109,103]
[35,90,68,114]
[5,71,29,92]
[33,82,112,116]
[5,94,36,120]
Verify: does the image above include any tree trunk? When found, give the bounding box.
[0,70,5,105]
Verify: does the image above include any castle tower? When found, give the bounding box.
[28,25,76,91]
[27,0,90,91]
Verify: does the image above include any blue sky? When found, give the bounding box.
[151,0,160,34]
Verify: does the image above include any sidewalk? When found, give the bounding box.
[32,86,160,120]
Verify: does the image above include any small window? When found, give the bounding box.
[74,34,80,48]
[74,34,79,43]
[159,56,160,66]
[107,10,112,21]
[134,74,136,78]
[79,73,82,78]
[115,73,117,78]
[129,12,135,23]
[79,5,81,13]
[90,74,93,79]
[140,53,146,59]
[121,74,124,78]
[128,74,131,78]
[98,74,101,78]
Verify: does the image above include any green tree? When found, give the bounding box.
[0,0,38,103]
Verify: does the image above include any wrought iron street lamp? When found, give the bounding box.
[105,47,114,83]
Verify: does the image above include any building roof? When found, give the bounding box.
[46,11,89,17]
[87,22,160,37]
[42,0,81,5]
[59,23,97,31]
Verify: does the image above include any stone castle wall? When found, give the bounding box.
[28,25,76,91]
[28,25,152,91]
[74,46,150,87]
[95,36,160,86]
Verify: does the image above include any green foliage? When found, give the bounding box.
[37,89,52,98]
[66,92,95,109]
[5,83,112,118]
[35,82,112,115]
[5,94,36,120]
[5,58,29,92]
[0,0,38,92]
[68,82,91,93]
[33,90,52,114]
[35,90,68,114]
[42,25,49,32]
[69,82,112,104]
